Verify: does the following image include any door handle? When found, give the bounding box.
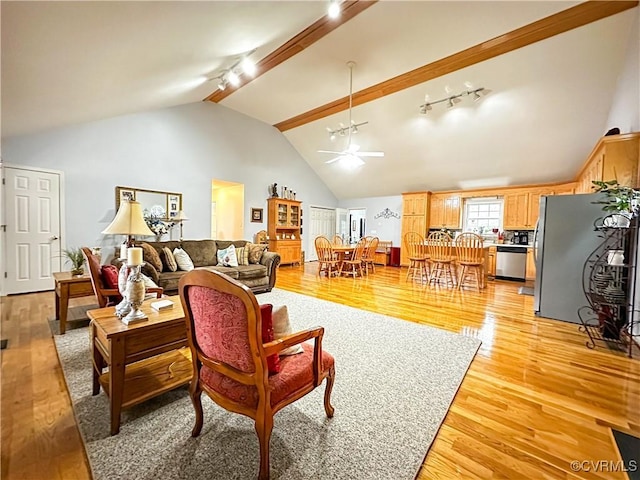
[50,235,59,241]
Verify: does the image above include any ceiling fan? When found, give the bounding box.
[318,61,384,165]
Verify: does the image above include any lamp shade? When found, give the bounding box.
[173,210,189,221]
[102,200,154,236]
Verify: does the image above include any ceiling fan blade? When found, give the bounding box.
[325,156,343,164]
[357,151,385,157]
[318,149,343,155]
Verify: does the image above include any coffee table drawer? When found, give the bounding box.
[124,321,187,360]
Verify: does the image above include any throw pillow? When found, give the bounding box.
[141,273,161,300]
[236,246,249,266]
[161,247,178,272]
[259,304,281,375]
[100,265,122,304]
[173,247,194,271]
[101,264,119,290]
[140,243,163,272]
[248,243,267,264]
[272,305,303,355]
[217,244,239,267]
[141,273,159,289]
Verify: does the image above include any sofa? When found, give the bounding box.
[119,239,280,295]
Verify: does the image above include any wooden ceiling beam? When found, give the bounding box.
[274,0,638,132]
[204,1,377,103]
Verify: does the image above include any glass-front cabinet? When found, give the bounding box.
[268,198,302,265]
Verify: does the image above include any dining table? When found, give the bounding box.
[331,244,358,268]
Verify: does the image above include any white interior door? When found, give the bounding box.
[308,206,336,261]
[4,167,62,294]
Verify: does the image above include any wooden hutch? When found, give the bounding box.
[267,197,302,266]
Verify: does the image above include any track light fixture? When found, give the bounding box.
[418,87,487,114]
[328,0,341,18]
[326,121,368,141]
[209,49,257,91]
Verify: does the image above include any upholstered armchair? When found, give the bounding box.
[178,269,335,480]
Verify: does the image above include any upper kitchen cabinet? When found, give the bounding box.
[576,133,640,193]
[429,194,461,229]
[403,193,428,216]
[503,190,530,230]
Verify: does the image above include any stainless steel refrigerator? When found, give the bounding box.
[534,193,607,323]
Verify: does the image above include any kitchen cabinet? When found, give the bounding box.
[576,133,640,193]
[504,187,562,230]
[400,192,430,266]
[526,248,536,280]
[503,191,530,230]
[403,193,428,215]
[267,198,302,266]
[485,246,497,278]
[429,194,461,229]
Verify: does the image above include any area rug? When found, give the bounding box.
[612,429,640,480]
[54,288,481,480]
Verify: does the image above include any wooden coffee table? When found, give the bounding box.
[88,295,192,435]
[53,272,94,334]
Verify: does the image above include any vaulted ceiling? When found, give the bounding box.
[2,1,638,199]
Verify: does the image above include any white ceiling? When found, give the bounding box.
[2,2,637,200]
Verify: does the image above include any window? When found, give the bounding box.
[463,198,503,235]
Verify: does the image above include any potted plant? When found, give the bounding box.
[591,179,640,226]
[63,247,85,275]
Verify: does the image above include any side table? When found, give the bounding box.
[88,295,191,435]
[53,272,94,334]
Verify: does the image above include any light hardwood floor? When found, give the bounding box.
[2,263,639,479]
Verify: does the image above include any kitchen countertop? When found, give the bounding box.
[484,243,533,249]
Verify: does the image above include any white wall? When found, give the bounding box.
[606,10,639,132]
[2,102,338,260]
[339,195,403,247]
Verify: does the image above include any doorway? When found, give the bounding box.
[307,206,336,261]
[348,208,366,243]
[211,180,244,240]
[3,166,63,294]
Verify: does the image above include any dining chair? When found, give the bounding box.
[362,237,379,275]
[403,232,429,282]
[339,237,367,278]
[315,236,340,277]
[455,233,485,291]
[332,235,343,245]
[426,232,457,287]
[178,269,335,480]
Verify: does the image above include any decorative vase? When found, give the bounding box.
[71,267,84,276]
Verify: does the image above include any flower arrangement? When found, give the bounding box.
[144,213,175,236]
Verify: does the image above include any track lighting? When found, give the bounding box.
[418,86,487,114]
[208,49,257,90]
[328,0,340,18]
[326,121,368,141]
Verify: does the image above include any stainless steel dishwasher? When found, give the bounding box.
[495,246,527,281]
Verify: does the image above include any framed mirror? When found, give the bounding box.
[115,186,183,219]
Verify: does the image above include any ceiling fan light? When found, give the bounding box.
[328,1,340,18]
[217,80,227,91]
[227,70,240,86]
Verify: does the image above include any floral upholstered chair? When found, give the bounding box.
[178,269,336,480]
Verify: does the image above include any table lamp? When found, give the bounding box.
[102,200,153,322]
[102,200,154,248]
[173,210,189,241]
